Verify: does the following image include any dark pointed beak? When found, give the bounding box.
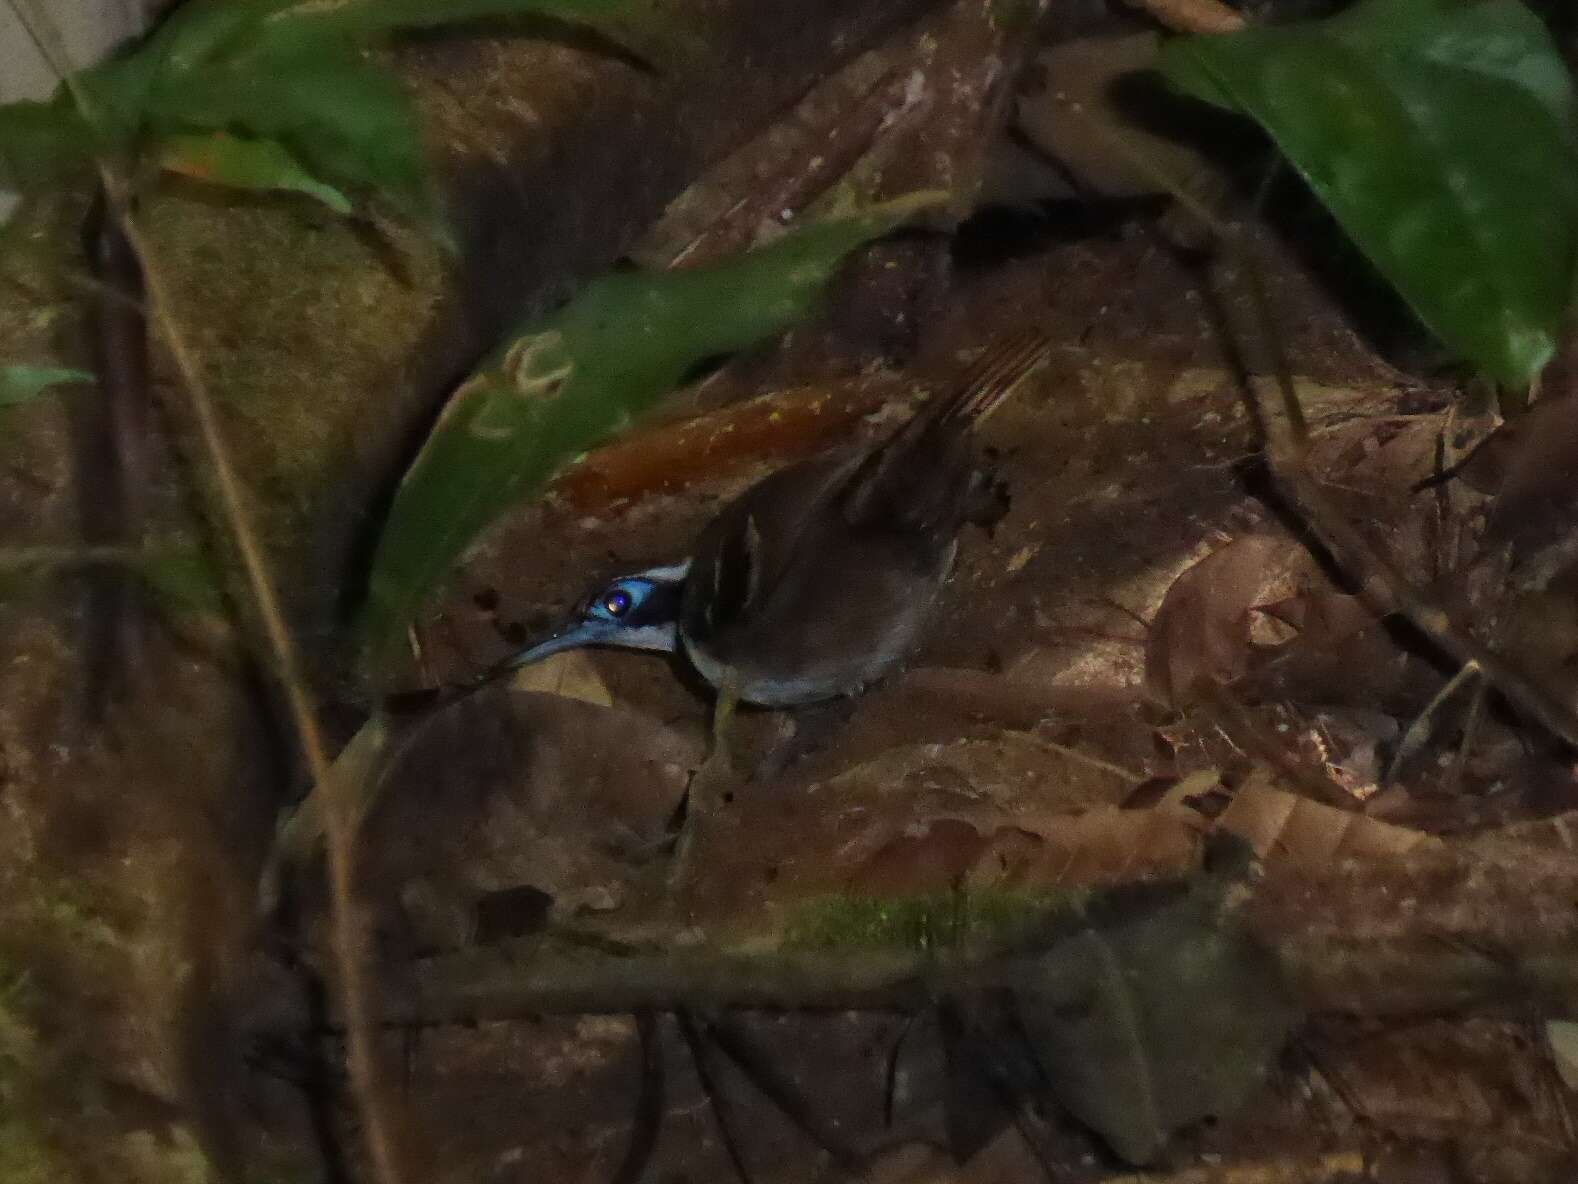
[489,619,618,677]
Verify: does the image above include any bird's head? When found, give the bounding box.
[495,561,690,672]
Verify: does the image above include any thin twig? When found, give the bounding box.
[125,212,407,1184]
[677,1009,756,1184]
[4,3,404,1182]
[706,1015,866,1171]
[610,1011,665,1184]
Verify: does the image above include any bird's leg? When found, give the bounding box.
[668,684,742,898]
[706,684,742,775]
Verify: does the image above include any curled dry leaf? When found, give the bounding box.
[825,763,1440,908]
[1145,534,1302,708]
[1244,591,1434,717]
[842,790,1207,899]
[359,690,701,920]
[1215,770,1437,868]
[276,683,701,953]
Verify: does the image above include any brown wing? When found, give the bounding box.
[681,447,867,644]
[840,329,1050,538]
[681,331,1049,652]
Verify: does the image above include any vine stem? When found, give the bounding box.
[122,212,407,1184]
[4,3,404,1181]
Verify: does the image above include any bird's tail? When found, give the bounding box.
[934,328,1052,427]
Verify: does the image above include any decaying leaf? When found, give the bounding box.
[1145,534,1302,707]
[357,688,701,934]
[269,666,692,914]
[1010,843,1300,1165]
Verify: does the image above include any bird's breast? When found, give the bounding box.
[677,537,954,707]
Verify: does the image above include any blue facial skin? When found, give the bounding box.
[585,579,648,624]
[498,574,683,674]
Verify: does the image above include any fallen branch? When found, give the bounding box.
[364,837,1578,1028]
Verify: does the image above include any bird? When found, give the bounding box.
[495,329,1052,709]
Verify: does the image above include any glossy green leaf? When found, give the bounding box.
[1,0,642,229]
[157,132,352,213]
[357,193,944,665]
[146,34,433,221]
[1160,0,1578,386]
[141,0,298,72]
[0,366,93,407]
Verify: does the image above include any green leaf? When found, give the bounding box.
[278,0,635,37]
[156,131,353,213]
[145,34,436,228]
[3,0,636,230]
[0,366,93,407]
[0,100,97,192]
[357,192,944,666]
[140,0,298,73]
[1160,0,1578,387]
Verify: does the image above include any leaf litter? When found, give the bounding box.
[269,199,1578,1179]
[232,10,1578,1182]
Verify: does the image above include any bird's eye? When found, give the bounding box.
[601,588,633,617]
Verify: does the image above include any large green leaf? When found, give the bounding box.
[2,0,646,228]
[1160,0,1578,387]
[357,194,943,666]
[157,132,352,213]
[145,34,434,225]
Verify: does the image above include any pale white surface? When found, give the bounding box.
[1,0,146,213]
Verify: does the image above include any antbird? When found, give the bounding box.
[498,330,1051,709]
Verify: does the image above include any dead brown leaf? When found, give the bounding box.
[1145,534,1302,708]
[346,690,702,950]
[1215,770,1436,868]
